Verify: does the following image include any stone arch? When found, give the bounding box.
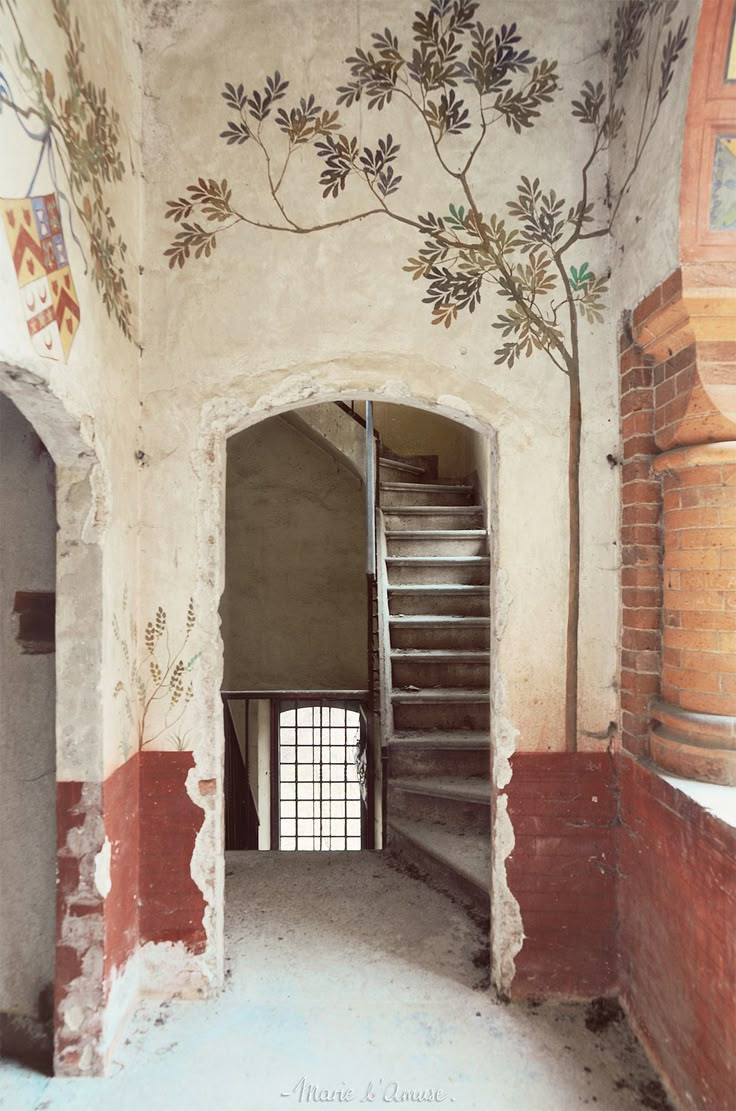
[179,362,524,1003]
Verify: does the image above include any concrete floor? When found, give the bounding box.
[0,851,671,1111]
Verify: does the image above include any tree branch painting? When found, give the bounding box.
[164,0,689,750]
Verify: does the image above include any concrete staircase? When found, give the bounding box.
[379,452,491,923]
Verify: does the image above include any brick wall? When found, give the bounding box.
[618,754,736,1110]
[505,753,618,997]
[619,335,662,757]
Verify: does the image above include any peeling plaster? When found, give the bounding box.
[491,670,523,996]
[56,781,106,1076]
[437,393,475,419]
[491,793,524,997]
[494,568,513,643]
[101,952,141,1066]
[94,837,112,899]
[138,940,217,998]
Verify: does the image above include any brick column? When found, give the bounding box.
[628,266,736,786]
[619,338,662,757]
[651,443,736,784]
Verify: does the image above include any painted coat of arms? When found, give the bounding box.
[0,193,80,361]
[0,0,133,358]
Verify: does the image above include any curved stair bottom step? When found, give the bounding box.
[385,816,490,926]
[388,782,490,835]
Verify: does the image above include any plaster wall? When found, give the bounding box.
[610,0,701,314]
[357,401,477,477]
[0,395,56,1036]
[222,415,368,691]
[135,0,622,993]
[139,0,619,756]
[0,0,144,782]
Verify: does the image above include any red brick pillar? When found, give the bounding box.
[651,444,736,784]
[619,340,662,757]
[626,264,736,786]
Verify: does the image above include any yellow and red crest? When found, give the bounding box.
[0,193,80,362]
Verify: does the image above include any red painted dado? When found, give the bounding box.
[139,750,207,953]
[103,752,140,986]
[505,753,618,998]
[618,754,736,1110]
[54,751,206,1075]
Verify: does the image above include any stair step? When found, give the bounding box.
[392,664,488,690]
[390,615,490,650]
[389,777,489,834]
[386,529,486,539]
[390,730,490,749]
[387,556,489,586]
[383,505,483,515]
[386,816,490,917]
[389,616,490,626]
[379,457,426,478]
[391,649,490,687]
[392,689,490,731]
[387,555,488,563]
[382,507,484,530]
[392,688,489,703]
[381,482,473,494]
[388,585,488,594]
[386,530,487,557]
[381,483,473,508]
[388,585,489,617]
[388,733,491,777]
[391,776,490,804]
[391,649,489,661]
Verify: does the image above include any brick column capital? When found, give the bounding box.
[632,268,736,451]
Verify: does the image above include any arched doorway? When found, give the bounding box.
[0,364,105,1076]
[210,391,497,981]
[0,392,57,1072]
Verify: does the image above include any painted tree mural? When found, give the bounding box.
[165,0,689,750]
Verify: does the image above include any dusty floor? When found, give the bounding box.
[0,851,671,1111]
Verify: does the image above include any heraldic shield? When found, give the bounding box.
[0,193,80,362]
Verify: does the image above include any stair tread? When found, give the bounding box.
[386,529,486,538]
[391,649,489,659]
[383,505,483,513]
[390,775,490,804]
[386,555,488,564]
[387,816,490,894]
[392,688,490,703]
[379,457,426,476]
[380,481,472,492]
[388,584,488,592]
[390,730,491,748]
[391,617,489,626]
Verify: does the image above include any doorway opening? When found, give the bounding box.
[0,393,57,1074]
[272,699,368,851]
